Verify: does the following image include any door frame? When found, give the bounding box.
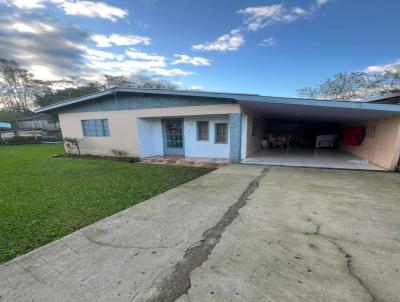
[162,118,185,156]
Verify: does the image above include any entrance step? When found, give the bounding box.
[140,156,228,169]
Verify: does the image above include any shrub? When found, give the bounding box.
[63,137,85,155]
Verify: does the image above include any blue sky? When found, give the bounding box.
[0,0,399,97]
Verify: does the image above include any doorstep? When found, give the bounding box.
[140,156,229,169]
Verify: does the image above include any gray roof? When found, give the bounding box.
[36,87,400,114]
[365,92,400,104]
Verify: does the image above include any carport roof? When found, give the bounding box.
[36,87,400,122]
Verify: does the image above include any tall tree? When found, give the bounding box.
[34,79,104,108]
[104,74,178,90]
[297,67,400,101]
[104,75,135,89]
[376,66,400,95]
[0,59,48,112]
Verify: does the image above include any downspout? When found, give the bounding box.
[112,88,118,105]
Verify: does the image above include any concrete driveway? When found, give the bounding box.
[1,165,400,302]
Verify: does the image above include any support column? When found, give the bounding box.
[229,113,242,163]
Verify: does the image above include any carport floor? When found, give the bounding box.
[242,148,386,170]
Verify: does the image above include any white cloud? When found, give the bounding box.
[316,0,330,7]
[29,64,61,80]
[149,68,193,77]
[0,3,195,81]
[90,34,151,47]
[258,37,277,47]
[238,0,330,31]
[238,5,310,31]
[363,59,400,73]
[50,0,127,22]
[83,48,118,61]
[192,29,245,52]
[5,0,45,9]
[5,0,128,22]
[84,48,192,78]
[171,54,210,66]
[124,49,165,62]
[189,85,205,91]
[6,21,56,34]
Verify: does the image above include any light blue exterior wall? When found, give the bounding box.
[229,113,242,163]
[60,93,236,113]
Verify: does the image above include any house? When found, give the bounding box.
[14,113,60,131]
[36,88,400,171]
[13,113,61,142]
[0,122,12,130]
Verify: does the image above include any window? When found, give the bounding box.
[252,118,258,136]
[81,119,110,137]
[215,123,228,144]
[197,121,209,141]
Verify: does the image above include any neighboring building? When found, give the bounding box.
[0,122,12,130]
[367,92,400,104]
[14,113,60,130]
[36,88,400,171]
[14,113,61,141]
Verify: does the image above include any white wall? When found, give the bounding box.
[137,118,163,157]
[183,115,230,159]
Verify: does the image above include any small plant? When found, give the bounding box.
[63,137,85,155]
[111,148,128,158]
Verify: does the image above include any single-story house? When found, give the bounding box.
[36,88,400,171]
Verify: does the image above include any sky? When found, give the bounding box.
[0,0,399,97]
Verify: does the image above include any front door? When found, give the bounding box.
[163,118,184,156]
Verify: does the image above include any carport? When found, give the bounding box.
[238,96,400,171]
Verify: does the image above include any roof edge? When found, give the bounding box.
[35,87,400,114]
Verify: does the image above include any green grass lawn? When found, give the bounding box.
[0,144,212,263]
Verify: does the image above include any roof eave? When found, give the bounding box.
[35,87,400,114]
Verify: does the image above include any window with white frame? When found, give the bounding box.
[215,123,228,144]
[81,119,110,137]
[197,121,209,141]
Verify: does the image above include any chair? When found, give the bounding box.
[261,138,268,151]
[268,134,279,148]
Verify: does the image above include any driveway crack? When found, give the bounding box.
[304,218,377,302]
[144,167,269,302]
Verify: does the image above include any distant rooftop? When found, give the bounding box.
[366,92,400,104]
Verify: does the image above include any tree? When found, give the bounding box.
[104,75,135,89]
[0,109,26,122]
[376,66,400,95]
[104,74,178,90]
[0,58,48,112]
[297,67,400,101]
[34,79,104,108]
[34,74,178,108]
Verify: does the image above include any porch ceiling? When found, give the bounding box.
[239,100,399,123]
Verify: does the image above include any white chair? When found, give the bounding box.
[261,139,268,151]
